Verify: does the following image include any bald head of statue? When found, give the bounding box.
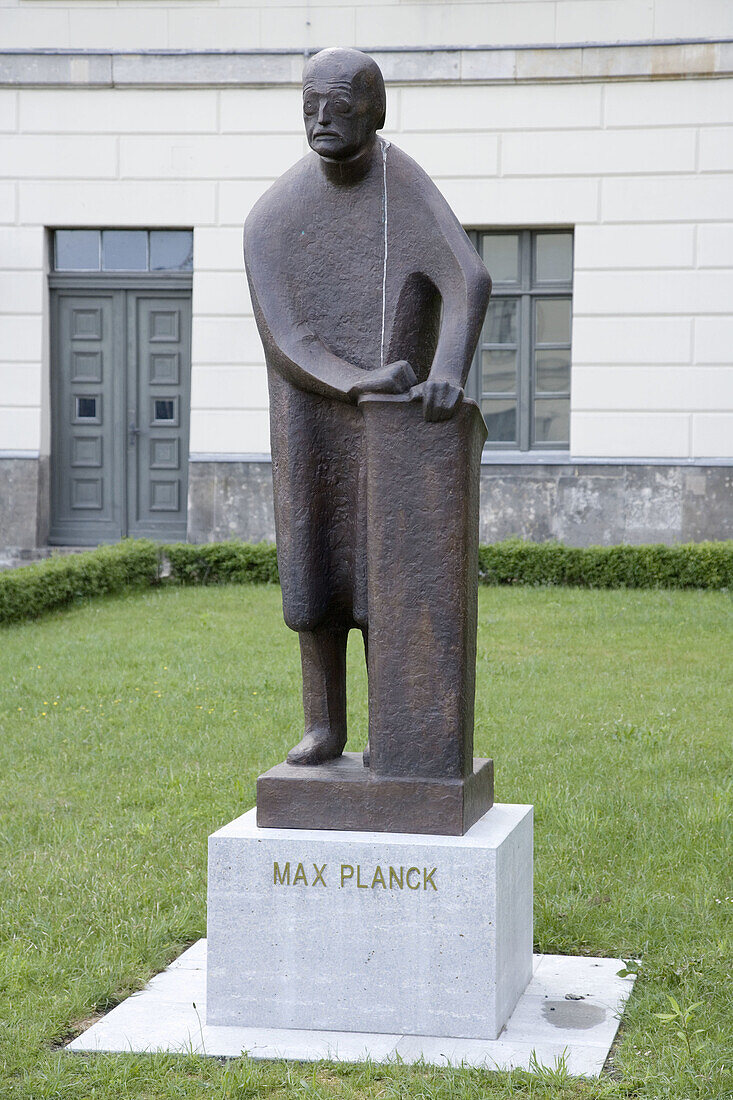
[302,48,386,162]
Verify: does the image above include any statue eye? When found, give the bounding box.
[332,99,352,115]
[303,97,317,115]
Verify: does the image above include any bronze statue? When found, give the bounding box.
[245,49,494,834]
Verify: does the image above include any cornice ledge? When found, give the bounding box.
[0,39,731,87]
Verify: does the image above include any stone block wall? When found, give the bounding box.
[187,460,277,544]
[478,463,733,545]
[3,455,730,555]
[0,456,48,553]
[1,0,729,53]
[186,460,733,548]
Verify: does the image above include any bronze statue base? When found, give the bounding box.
[256,753,494,836]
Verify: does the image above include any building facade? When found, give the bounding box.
[1,0,732,556]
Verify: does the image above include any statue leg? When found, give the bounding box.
[287,627,348,766]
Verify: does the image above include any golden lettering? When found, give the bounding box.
[273,861,290,885]
[276,859,438,892]
[371,865,386,889]
[389,866,404,889]
[292,862,308,885]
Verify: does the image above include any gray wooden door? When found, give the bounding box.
[50,288,191,544]
[126,292,191,539]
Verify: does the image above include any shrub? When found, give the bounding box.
[1,537,730,627]
[0,540,160,626]
[163,541,279,586]
[478,538,733,590]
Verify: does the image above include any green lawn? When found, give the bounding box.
[1,584,731,1099]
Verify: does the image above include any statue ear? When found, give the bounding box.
[376,107,386,130]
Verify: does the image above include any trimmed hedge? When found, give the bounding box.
[1,537,731,626]
[478,538,733,590]
[0,540,160,626]
[164,540,279,586]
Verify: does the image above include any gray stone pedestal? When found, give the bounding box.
[206,803,533,1041]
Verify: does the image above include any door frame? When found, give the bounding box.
[49,272,192,545]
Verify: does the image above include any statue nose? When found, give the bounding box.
[317,102,331,125]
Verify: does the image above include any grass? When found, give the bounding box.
[0,583,731,1100]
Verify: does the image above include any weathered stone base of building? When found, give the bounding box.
[206,805,533,1041]
[0,456,49,559]
[479,462,733,545]
[3,458,731,555]
[186,459,733,547]
[187,460,276,543]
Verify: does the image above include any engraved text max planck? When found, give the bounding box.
[272,862,438,890]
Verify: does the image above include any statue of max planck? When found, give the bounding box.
[244,48,491,769]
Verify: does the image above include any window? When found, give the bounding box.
[468,229,573,451]
[75,396,98,420]
[54,230,193,273]
[153,398,177,423]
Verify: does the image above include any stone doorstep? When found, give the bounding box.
[0,546,90,570]
[66,942,636,1079]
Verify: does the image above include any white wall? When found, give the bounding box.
[1,0,731,50]
[1,70,732,460]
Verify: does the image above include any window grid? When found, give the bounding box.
[54,229,193,273]
[469,229,573,452]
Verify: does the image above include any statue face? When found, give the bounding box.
[303,79,377,160]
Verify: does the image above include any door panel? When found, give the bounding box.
[50,286,191,545]
[50,291,124,543]
[127,293,191,539]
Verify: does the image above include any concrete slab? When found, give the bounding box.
[67,941,635,1077]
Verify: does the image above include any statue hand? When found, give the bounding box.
[349,359,417,399]
[422,379,464,422]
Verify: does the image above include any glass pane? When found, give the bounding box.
[535,232,573,283]
[535,349,570,393]
[484,298,517,344]
[482,349,516,393]
[76,396,97,419]
[482,398,517,444]
[534,398,569,444]
[55,230,100,271]
[102,229,147,271]
[150,230,193,271]
[536,298,571,344]
[154,398,175,421]
[481,233,519,283]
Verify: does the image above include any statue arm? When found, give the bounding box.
[427,213,492,391]
[245,231,416,402]
[407,204,491,422]
[245,257,365,402]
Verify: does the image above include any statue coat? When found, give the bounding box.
[244,139,490,634]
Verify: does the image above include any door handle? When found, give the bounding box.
[128,421,141,446]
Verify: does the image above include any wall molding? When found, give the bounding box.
[188,453,733,467]
[1,40,732,88]
[189,453,272,463]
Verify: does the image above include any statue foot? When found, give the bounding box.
[286,728,346,766]
[363,741,370,767]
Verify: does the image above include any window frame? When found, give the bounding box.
[466,228,573,453]
[52,228,194,275]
